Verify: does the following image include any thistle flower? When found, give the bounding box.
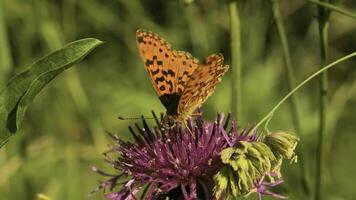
[93,112,256,200]
[93,112,298,200]
[249,175,287,200]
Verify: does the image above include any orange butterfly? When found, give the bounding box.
[136,29,229,126]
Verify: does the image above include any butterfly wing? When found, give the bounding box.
[177,53,228,117]
[136,29,199,115]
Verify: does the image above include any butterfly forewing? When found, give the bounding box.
[136,29,199,114]
[178,53,228,116]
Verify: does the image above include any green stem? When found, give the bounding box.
[228,0,242,121]
[316,1,329,199]
[270,0,301,137]
[254,52,356,130]
[270,0,310,196]
[307,0,356,19]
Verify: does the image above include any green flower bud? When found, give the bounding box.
[265,131,299,162]
[216,141,279,198]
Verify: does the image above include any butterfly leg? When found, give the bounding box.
[183,121,194,136]
[190,112,202,117]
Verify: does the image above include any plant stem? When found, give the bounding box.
[254,52,356,130]
[307,0,356,20]
[316,1,330,199]
[228,0,242,121]
[270,0,301,138]
[270,0,310,196]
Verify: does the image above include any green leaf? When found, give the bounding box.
[0,38,103,148]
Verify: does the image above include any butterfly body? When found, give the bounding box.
[136,29,228,126]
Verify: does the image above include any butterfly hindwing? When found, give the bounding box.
[136,29,199,114]
[178,53,229,116]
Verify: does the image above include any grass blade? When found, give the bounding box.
[307,0,356,20]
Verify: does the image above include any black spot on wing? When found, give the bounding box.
[145,56,159,67]
[159,93,181,115]
[166,80,173,92]
[155,76,165,84]
[151,68,160,76]
[137,36,144,43]
[162,69,175,77]
[168,69,175,76]
[145,59,154,67]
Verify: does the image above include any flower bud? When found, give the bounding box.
[265,131,299,162]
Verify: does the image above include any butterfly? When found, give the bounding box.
[136,29,229,126]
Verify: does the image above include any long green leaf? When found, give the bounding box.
[0,38,103,148]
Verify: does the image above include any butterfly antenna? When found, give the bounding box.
[118,116,155,120]
[151,110,163,127]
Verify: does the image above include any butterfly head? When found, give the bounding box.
[161,114,176,128]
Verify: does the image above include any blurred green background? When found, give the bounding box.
[0,0,356,199]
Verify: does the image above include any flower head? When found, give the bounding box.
[93,112,298,200]
[94,112,256,199]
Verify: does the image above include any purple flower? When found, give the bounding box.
[251,174,287,200]
[93,112,256,200]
